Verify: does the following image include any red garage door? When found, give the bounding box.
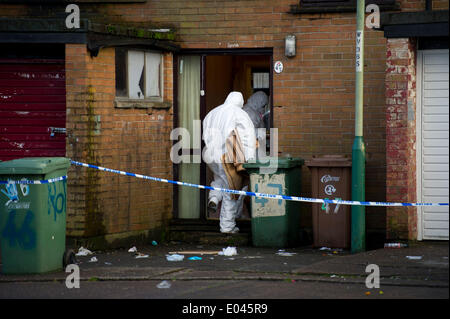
[0,59,66,161]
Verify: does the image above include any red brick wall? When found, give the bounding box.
[397,0,448,10]
[65,44,173,241]
[1,0,446,244]
[385,38,418,240]
[100,0,390,234]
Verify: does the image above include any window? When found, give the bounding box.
[115,47,164,102]
[252,68,270,96]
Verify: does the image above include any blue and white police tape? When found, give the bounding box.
[69,160,449,208]
[0,175,67,185]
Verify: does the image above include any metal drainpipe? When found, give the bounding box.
[426,0,432,11]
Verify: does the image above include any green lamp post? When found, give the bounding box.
[351,0,366,254]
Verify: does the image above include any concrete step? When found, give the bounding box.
[168,230,251,246]
[168,219,251,245]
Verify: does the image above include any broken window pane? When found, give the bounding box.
[127,50,145,99]
[115,47,127,97]
[116,48,164,100]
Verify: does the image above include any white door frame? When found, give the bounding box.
[416,49,424,241]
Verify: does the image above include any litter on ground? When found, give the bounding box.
[135,253,149,259]
[168,250,221,255]
[88,256,98,263]
[276,250,297,257]
[128,246,137,253]
[156,280,171,289]
[188,256,202,260]
[166,254,184,261]
[76,247,93,256]
[218,247,237,256]
[406,256,423,260]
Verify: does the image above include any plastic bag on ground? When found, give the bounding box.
[188,256,202,260]
[76,247,93,256]
[128,246,137,253]
[218,247,237,256]
[166,254,184,261]
[156,280,171,289]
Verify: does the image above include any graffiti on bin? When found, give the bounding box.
[251,174,287,218]
[322,197,342,214]
[1,210,36,250]
[48,179,67,221]
[254,183,283,207]
[1,181,30,209]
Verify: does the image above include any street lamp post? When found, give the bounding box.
[351,0,366,254]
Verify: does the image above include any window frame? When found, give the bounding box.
[115,47,168,109]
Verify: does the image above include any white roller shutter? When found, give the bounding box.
[417,49,449,240]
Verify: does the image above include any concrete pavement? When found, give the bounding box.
[0,240,448,299]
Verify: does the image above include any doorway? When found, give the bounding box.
[173,49,273,221]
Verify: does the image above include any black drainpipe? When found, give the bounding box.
[426,0,432,11]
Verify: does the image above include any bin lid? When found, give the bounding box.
[305,155,352,167]
[243,157,304,169]
[0,157,71,175]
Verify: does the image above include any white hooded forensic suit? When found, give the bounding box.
[202,92,256,233]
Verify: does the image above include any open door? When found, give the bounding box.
[174,49,272,222]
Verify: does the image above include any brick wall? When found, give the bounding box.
[101,0,390,237]
[385,38,417,240]
[1,0,447,245]
[65,44,173,245]
[397,0,448,10]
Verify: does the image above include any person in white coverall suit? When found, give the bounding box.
[202,92,256,233]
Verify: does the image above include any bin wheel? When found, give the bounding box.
[63,249,77,268]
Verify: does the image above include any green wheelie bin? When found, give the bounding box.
[0,157,72,274]
[243,157,304,248]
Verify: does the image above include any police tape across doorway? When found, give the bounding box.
[1,160,448,208]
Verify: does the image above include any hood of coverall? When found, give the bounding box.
[242,91,268,128]
[244,91,268,113]
[223,91,244,109]
[202,91,255,164]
